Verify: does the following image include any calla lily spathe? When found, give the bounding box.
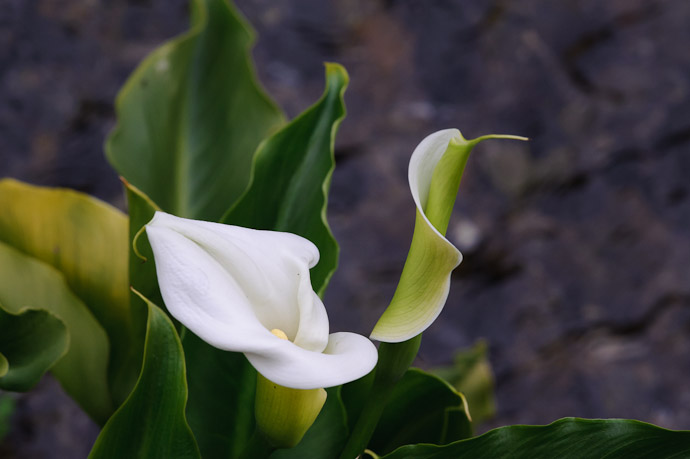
[371,129,527,342]
[146,211,377,390]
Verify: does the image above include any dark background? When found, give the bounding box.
[2,0,690,456]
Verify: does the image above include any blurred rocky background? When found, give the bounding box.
[2,0,690,456]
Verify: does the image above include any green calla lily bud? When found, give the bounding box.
[371,129,527,343]
[254,329,328,448]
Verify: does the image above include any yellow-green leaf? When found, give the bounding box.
[0,241,112,421]
[0,179,138,406]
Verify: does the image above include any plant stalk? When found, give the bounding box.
[339,334,422,459]
[239,428,276,459]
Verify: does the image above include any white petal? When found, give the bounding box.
[370,130,463,342]
[146,212,329,353]
[246,332,378,389]
[407,128,463,269]
[408,128,462,240]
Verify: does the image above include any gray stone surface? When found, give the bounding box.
[1,0,689,455]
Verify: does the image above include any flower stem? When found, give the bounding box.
[240,428,276,459]
[339,334,422,459]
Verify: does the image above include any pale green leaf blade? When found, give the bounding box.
[106,0,284,221]
[371,131,527,342]
[0,179,136,408]
[222,63,348,294]
[0,241,112,422]
[380,418,690,459]
[89,294,200,459]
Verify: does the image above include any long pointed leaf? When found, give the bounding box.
[106,0,284,221]
[380,418,690,459]
[89,295,200,459]
[0,179,136,408]
[223,63,348,294]
[0,241,112,422]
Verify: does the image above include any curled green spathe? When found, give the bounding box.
[371,129,527,343]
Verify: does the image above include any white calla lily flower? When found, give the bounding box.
[371,129,527,342]
[145,211,377,390]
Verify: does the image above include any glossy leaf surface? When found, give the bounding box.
[89,295,199,459]
[380,418,690,459]
[368,368,471,455]
[223,63,348,294]
[106,0,284,221]
[125,180,164,309]
[183,333,257,459]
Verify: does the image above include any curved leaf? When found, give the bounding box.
[369,368,471,455]
[222,63,348,294]
[89,294,199,459]
[431,340,496,425]
[380,418,690,458]
[0,241,112,422]
[0,179,138,406]
[0,305,67,392]
[106,0,284,221]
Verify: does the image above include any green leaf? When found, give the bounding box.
[181,63,350,458]
[0,305,67,392]
[0,393,15,442]
[89,293,200,459]
[368,368,472,456]
[371,131,527,342]
[106,0,284,222]
[183,333,257,459]
[341,369,375,433]
[379,418,690,459]
[0,179,139,407]
[431,340,496,425]
[222,63,348,294]
[0,241,112,422]
[0,353,7,377]
[272,387,350,459]
[124,180,164,309]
